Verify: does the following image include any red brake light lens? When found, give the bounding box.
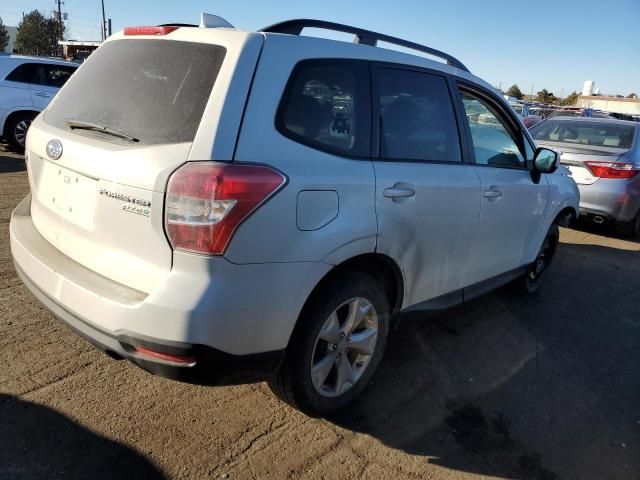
[165,163,286,255]
[585,161,640,179]
[124,26,179,36]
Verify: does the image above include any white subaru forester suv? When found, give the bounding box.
[10,14,578,416]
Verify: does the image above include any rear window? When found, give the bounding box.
[531,120,635,149]
[45,40,226,145]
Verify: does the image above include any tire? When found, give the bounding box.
[269,272,390,417]
[615,210,640,239]
[516,223,560,294]
[5,112,37,152]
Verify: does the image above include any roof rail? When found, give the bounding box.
[261,19,469,72]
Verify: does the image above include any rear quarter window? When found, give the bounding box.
[44,40,226,145]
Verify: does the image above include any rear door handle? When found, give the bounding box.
[33,91,51,98]
[383,185,416,199]
[483,188,503,200]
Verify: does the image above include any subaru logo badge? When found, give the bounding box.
[46,139,63,160]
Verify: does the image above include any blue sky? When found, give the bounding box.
[2,0,639,96]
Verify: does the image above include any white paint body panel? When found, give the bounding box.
[11,27,580,358]
[374,162,481,306]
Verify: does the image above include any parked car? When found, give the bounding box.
[10,15,579,416]
[0,55,78,151]
[548,108,582,118]
[531,117,640,236]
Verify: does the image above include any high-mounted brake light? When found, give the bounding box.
[165,163,286,255]
[585,161,640,179]
[124,26,179,36]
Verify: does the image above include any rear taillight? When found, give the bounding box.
[124,26,179,36]
[585,161,640,179]
[165,163,286,255]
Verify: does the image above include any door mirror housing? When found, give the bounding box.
[533,147,559,174]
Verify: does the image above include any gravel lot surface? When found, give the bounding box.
[1,146,638,479]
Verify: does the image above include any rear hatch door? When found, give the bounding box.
[26,30,262,293]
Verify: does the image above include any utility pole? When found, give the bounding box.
[56,0,63,40]
[101,0,107,41]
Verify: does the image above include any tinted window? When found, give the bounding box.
[6,63,43,84]
[461,92,525,168]
[530,120,635,148]
[45,40,226,145]
[278,60,370,157]
[44,65,76,88]
[378,68,460,162]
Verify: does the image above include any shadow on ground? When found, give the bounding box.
[571,217,640,245]
[0,146,26,173]
[329,241,640,480]
[0,394,165,479]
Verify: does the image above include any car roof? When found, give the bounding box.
[0,54,78,66]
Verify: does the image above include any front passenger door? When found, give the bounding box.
[458,87,547,286]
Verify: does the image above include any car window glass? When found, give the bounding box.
[44,40,226,145]
[461,92,525,168]
[378,68,460,162]
[279,61,369,156]
[5,63,43,85]
[530,120,635,149]
[44,65,76,88]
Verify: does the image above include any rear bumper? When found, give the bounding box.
[14,261,283,384]
[10,194,331,383]
[578,178,640,223]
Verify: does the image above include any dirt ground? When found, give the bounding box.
[1,146,638,480]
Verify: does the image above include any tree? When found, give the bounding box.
[627,93,638,99]
[15,10,64,57]
[505,84,523,100]
[0,17,9,52]
[535,88,557,104]
[562,91,580,106]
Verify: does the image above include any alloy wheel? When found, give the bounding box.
[528,234,557,284]
[14,120,32,148]
[310,297,379,397]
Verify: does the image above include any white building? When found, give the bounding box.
[577,96,640,115]
[2,26,17,53]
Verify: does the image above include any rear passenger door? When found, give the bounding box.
[372,65,481,308]
[457,86,547,286]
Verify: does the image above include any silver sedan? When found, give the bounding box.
[530,117,640,237]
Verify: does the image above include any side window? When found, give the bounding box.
[377,68,461,162]
[44,65,76,88]
[5,63,43,85]
[278,60,370,157]
[461,91,526,168]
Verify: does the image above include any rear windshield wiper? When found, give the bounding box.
[65,119,139,143]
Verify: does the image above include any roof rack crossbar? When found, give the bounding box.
[261,19,469,72]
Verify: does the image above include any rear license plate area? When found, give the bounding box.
[38,161,98,230]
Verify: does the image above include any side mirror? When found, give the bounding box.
[533,147,558,174]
